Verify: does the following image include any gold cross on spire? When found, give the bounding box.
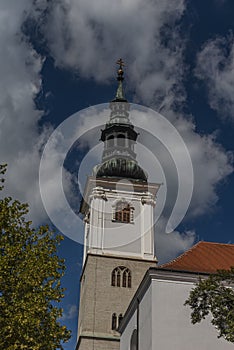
[116,58,125,69]
[116,58,125,81]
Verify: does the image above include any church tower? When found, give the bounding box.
[76,60,160,350]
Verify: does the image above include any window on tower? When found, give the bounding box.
[118,313,123,326]
[113,201,134,223]
[111,266,132,288]
[117,134,125,147]
[107,135,114,147]
[111,313,124,331]
[111,313,117,330]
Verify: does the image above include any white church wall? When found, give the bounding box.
[139,286,152,350]
[120,284,153,350]
[120,310,137,350]
[120,273,233,350]
[151,277,233,349]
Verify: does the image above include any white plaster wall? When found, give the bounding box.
[120,285,153,350]
[120,310,137,350]
[121,278,234,350]
[151,278,234,350]
[103,196,142,252]
[139,286,152,350]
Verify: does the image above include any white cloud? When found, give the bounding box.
[195,35,234,121]
[32,0,186,108]
[173,116,233,217]
[61,304,77,320]
[0,1,47,223]
[0,1,76,226]
[155,217,196,264]
[134,108,233,222]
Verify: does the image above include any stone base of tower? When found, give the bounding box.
[76,253,156,350]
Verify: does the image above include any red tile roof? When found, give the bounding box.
[160,241,234,273]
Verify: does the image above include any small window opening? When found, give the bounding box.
[112,313,117,330]
[107,135,114,147]
[117,134,125,147]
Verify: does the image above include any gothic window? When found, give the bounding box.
[117,134,125,147]
[113,201,134,223]
[111,266,132,288]
[111,313,117,330]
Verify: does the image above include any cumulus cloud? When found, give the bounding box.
[155,217,196,264]
[32,0,186,108]
[134,108,232,222]
[0,1,75,226]
[195,35,234,121]
[0,1,47,223]
[173,116,233,217]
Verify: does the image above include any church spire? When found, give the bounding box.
[113,58,127,102]
[92,59,148,182]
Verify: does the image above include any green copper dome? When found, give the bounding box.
[95,157,148,182]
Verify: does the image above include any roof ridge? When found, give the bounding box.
[199,241,233,246]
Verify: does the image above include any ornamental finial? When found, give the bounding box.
[116,58,125,81]
[114,58,127,101]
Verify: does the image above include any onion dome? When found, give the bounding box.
[94,158,147,182]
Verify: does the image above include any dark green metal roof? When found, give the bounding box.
[95,157,148,182]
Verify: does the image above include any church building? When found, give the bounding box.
[76,60,160,350]
[76,61,234,350]
[119,241,234,350]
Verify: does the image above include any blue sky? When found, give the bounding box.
[1,1,234,349]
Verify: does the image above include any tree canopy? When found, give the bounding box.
[185,267,234,343]
[0,164,71,349]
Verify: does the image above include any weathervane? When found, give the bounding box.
[116,58,125,81]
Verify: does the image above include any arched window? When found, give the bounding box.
[130,329,138,350]
[114,201,134,223]
[111,313,124,331]
[112,313,117,330]
[107,135,114,147]
[111,266,132,288]
[118,314,123,327]
[117,134,125,147]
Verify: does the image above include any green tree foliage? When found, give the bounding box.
[0,165,71,349]
[185,268,234,343]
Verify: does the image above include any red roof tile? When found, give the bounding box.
[160,241,234,273]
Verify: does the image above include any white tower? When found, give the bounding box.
[76,60,160,350]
